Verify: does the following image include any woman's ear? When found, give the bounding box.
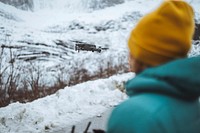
[128,53,149,74]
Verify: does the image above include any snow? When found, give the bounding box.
[0,0,144,87]
[0,73,134,133]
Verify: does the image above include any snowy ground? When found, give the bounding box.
[0,73,134,133]
[0,0,200,133]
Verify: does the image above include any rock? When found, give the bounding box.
[0,0,33,11]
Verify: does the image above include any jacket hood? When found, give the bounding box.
[126,56,200,100]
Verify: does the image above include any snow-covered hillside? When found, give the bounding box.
[33,0,125,12]
[1,0,199,89]
[0,0,152,89]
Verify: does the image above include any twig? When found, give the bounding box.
[71,125,75,133]
[84,121,91,133]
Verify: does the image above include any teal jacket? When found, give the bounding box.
[107,56,200,133]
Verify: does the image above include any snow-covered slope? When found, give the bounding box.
[33,0,125,12]
[1,0,198,67]
[0,73,134,133]
[0,0,145,87]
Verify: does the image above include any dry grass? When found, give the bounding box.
[0,57,129,107]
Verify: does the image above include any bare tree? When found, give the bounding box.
[27,63,42,98]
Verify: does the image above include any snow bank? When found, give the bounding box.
[0,73,134,133]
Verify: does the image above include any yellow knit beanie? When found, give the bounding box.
[128,0,195,66]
